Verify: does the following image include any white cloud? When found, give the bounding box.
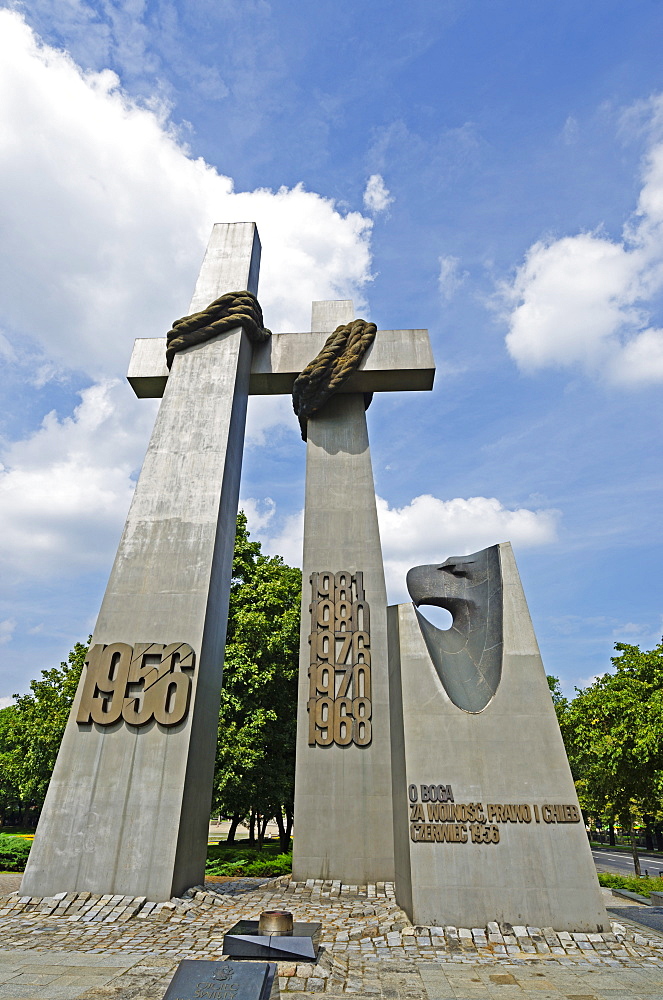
[503,95,663,385]
[377,494,560,602]
[363,174,393,214]
[239,497,276,533]
[0,696,15,709]
[505,233,642,371]
[261,508,305,568]
[438,255,467,300]
[245,395,296,446]
[0,9,373,380]
[562,115,579,144]
[0,620,17,646]
[613,621,651,637]
[246,494,559,604]
[0,381,156,580]
[610,327,663,383]
[0,10,377,584]
[25,0,230,104]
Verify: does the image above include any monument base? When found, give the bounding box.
[388,542,608,932]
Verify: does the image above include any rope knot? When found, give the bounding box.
[292,319,377,440]
[165,290,271,370]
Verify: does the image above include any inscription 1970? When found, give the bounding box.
[308,571,372,748]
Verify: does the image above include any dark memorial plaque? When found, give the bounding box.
[163,960,276,1000]
[223,921,321,961]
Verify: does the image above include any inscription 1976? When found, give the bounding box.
[308,571,372,748]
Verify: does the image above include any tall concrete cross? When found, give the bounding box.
[128,300,434,885]
[22,223,263,901]
[290,302,434,884]
[22,221,434,900]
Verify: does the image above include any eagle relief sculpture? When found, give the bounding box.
[406,545,503,713]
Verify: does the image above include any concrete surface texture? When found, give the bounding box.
[292,300,397,885]
[388,542,608,931]
[128,327,434,398]
[21,223,262,902]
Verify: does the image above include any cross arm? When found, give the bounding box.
[127,329,435,398]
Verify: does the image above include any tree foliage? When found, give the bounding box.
[212,512,301,849]
[547,674,571,741]
[0,641,87,825]
[551,639,663,873]
[0,517,302,843]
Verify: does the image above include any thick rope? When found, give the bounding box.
[292,319,377,441]
[165,290,271,370]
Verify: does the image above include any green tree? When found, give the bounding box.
[0,515,301,844]
[547,675,570,735]
[564,640,663,874]
[0,705,23,824]
[0,640,87,825]
[213,512,301,850]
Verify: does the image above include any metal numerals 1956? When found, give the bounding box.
[76,642,195,728]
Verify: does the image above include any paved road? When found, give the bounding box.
[608,905,663,934]
[593,846,663,876]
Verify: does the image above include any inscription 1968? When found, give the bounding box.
[308,571,372,748]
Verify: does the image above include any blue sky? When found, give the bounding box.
[1,0,662,700]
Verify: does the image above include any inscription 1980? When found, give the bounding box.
[308,571,372,748]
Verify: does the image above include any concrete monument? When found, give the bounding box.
[388,543,608,930]
[291,301,435,884]
[22,221,435,901]
[22,223,267,900]
[22,217,602,933]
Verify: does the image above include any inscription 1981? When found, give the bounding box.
[308,571,372,748]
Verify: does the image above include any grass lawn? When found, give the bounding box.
[205,838,292,877]
[0,832,32,872]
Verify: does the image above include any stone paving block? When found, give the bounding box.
[3,972,60,986]
[284,977,306,991]
[3,881,663,997]
[0,991,47,998]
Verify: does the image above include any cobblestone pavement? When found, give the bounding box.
[0,879,663,999]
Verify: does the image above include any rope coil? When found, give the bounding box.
[292,319,377,440]
[165,290,271,370]
[165,294,376,443]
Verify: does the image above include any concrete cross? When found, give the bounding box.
[23,223,264,901]
[23,222,434,901]
[127,305,434,399]
[126,269,435,887]
[128,253,435,884]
